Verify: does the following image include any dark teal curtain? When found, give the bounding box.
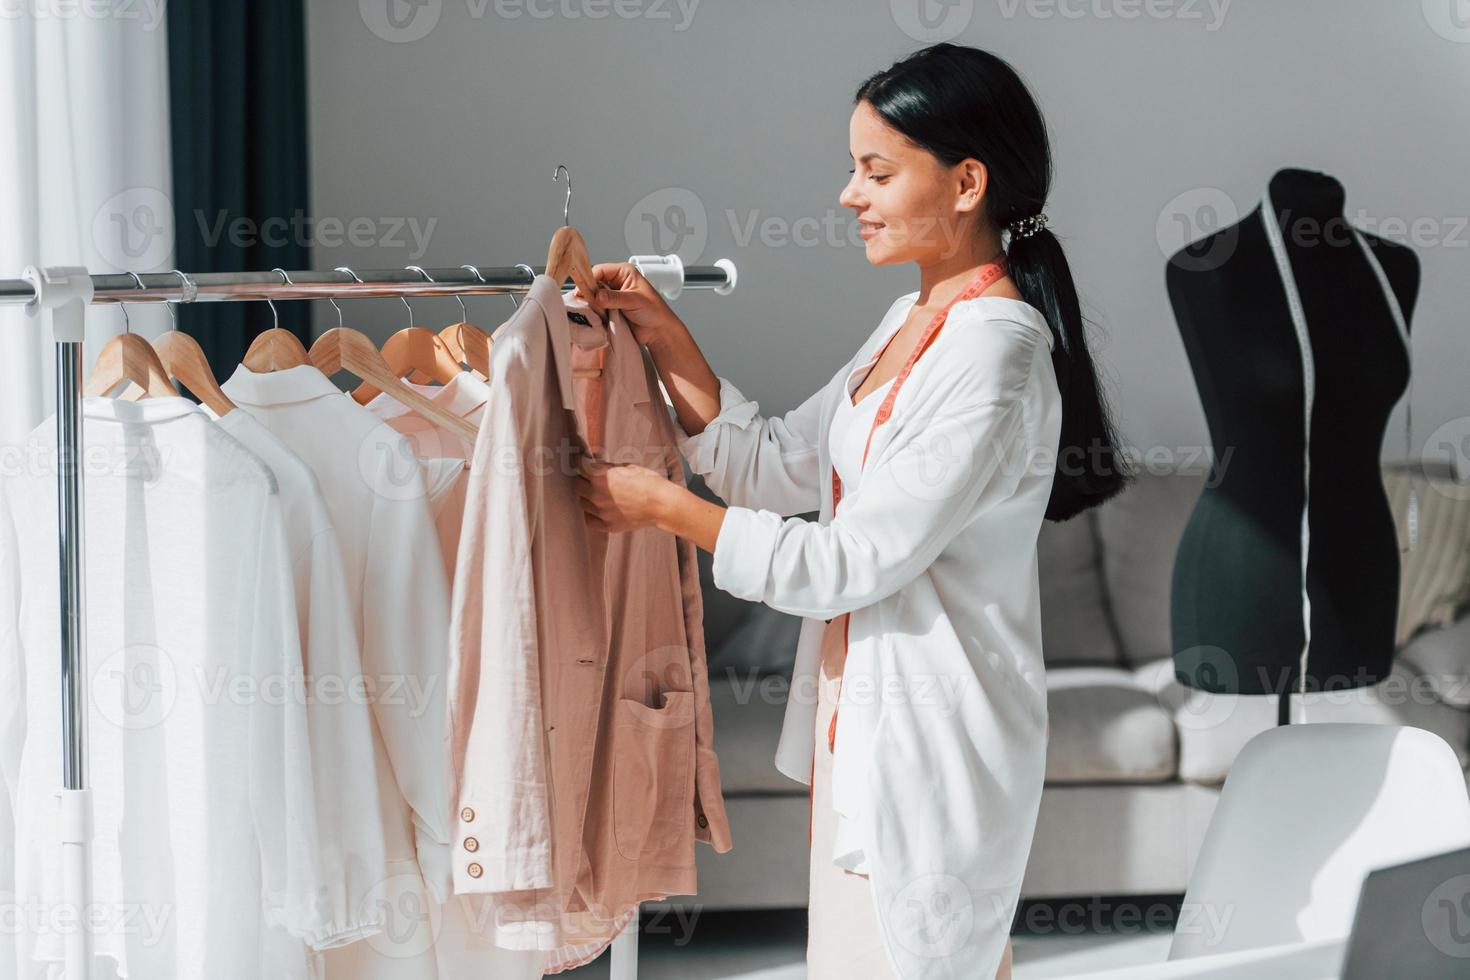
[168,0,311,370]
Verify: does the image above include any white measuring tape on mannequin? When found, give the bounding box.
[1260,187,1417,722]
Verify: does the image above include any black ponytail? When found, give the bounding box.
[856,43,1131,521]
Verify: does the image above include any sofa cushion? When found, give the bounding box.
[1399,614,1470,710]
[707,672,801,795]
[1044,667,1178,783]
[1143,656,1470,785]
[1094,468,1207,666]
[1037,510,1125,667]
[1384,465,1470,646]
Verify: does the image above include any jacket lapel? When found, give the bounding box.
[542,279,596,456]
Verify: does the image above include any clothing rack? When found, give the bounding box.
[3,255,737,980]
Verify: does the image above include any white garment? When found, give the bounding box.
[830,363,894,490]
[221,365,454,980]
[0,396,326,979]
[209,408,392,946]
[674,294,1061,980]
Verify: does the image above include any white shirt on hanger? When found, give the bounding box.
[673,293,1061,980]
[208,407,392,948]
[221,364,454,980]
[0,396,328,980]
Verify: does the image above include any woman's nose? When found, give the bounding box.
[838,180,864,210]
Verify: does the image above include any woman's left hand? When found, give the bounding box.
[575,454,672,534]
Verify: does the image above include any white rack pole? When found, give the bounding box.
[23,266,96,980]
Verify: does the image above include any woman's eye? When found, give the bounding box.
[869,175,889,183]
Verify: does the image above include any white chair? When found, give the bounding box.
[1169,722,1470,960]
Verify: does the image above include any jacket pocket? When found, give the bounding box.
[613,689,696,861]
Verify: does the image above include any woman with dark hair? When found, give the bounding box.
[578,42,1128,979]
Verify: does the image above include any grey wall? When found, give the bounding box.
[305,0,1470,467]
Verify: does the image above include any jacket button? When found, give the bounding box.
[697,814,709,828]
[464,837,480,853]
[467,862,483,879]
[460,806,475,822]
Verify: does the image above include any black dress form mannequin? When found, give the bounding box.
[1167,168,1418,713]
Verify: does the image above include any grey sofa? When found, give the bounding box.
[650,464,1470,912]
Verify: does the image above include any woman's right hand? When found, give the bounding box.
[583,262,684,348]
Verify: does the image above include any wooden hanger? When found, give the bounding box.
[546,224,603,322]
[85,332,177,399]
[437,267,493,380]
[311,327,478,446]
[545,166,603,379]
[321,268,475,443]
[153,330,236,416]
[439,321,491,380]
[242,328,311,371]
[241,269,311,371]
[354,271,466,404]
[84,279,178,399]
[354,326,462,404]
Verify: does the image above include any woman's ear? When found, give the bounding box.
[954,158,988,214]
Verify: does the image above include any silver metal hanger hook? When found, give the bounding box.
[121,271,148,333]
[404,266,436,326]
[168,270,195,327]
[266,268,293,331]
[455,264,484,320]
[333,266,364,329]
[553,164,572,226]
[511,263,536,309]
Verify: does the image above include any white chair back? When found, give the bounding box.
[1170,722,1470,959]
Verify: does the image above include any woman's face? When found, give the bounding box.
[840,101,984,267]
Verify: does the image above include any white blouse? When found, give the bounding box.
[0,397,328,979]
[208,409,390,948]
[221,365,454,980]
[671,292,1061,980]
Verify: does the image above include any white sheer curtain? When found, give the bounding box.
[0,7,174,444]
